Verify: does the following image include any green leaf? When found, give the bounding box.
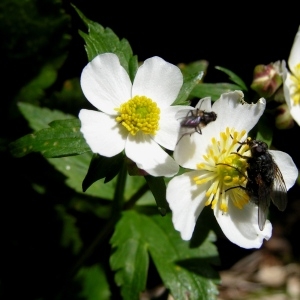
[55,204,83,255]
[73,5,138,81]
[190,82,242,101]
[173,71,204,105]
[179,60,209,78]
[144,175,168,216]
[9,118,90,158]
[76,264,111,300]
[255,114,274,147]
[17,102,75,131]
[110,211,220,300]
[215,66,248,91]
[82,152,125,192]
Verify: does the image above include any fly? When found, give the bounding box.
[176,98,217,144]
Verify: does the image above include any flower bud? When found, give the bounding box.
[251,61,283,98]
[275,103,294,129]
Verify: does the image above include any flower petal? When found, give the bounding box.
[125,132,179,177]
[154,106,186,150]
[132,56,183,108]
[214,201,272,249]
[211,90,266,133]
[79,109,127,157]
[166,171,208,240]
[174,91,266,169]
[269,150,298,190]
[288,26,300,72]
[80,53,132,114]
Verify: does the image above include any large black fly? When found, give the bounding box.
[233,139,287,230]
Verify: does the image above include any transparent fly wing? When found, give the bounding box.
[271,163,288,211]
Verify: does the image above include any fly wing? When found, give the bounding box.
[257,174,271,231]
[271,163,288,211]
[175,108,194,121]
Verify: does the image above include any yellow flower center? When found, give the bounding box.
[193,127,250,213]
[115,96,160,135]
[290,63,300,105]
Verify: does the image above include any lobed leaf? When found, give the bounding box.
[110,211,220,300]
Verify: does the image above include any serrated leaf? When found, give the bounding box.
[190,83,242,101]
[9,118,90,158]
[82,152,125,192]
[215,66,248,91]
[55,204,83,255]
[173,71,204,105]
[17,102,75,131]
[73,5,138,81]
[110,211,220,300]
[76,264,111,300]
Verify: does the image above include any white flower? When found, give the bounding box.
[79,53,187,177]
[283,25,300,125]
[166,91,298,249]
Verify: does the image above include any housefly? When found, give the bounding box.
[235,139,287,231]
[176,98,217,144]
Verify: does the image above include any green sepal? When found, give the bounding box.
[9,118,90,158]
[215,66,248,91]
[173,71,204,105]
[190,82,242,101]
[82,152,125,192]
[144,175,168,216]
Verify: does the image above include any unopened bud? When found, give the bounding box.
[275,104,294,129]
[251,61,283,98]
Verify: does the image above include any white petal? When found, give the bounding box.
[166,171,208,240]
[154,106,186,150]
[214,201,272,249]
[79,109,127,157]
[283,69,300,126]
[80,53,132,114]
[288,25,300,72]
[132,56,183,108]
[211,90,266,133]
[194,97,212,110]
[125,132,179,177]
[269,150,298,190]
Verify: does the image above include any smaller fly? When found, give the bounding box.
[234,139,287,231]
[176,98,217,144]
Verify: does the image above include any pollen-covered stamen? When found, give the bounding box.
[194,127,250,213]
[115,96,160,135]
[290,63,300,105]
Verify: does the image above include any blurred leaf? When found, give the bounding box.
[0,0,71,61]
[173,71,204,105]
[17,102,74,131]
[255,114,274,147]
[82,152,125,192]
[9,119,90,158]
[144,176,168,216]
[178,60,209,78]
[73,5,138,81]
[76,264,111,300]
[190,82,242,101]
[55,204,83,255]
[110,211,219,300]
[215,66,248,91]
[13,56,67,107]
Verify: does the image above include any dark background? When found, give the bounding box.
[1,1,299,298]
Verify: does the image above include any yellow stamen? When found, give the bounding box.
[290,63,300,105]
[194,127,250,213]
[115,95,160,135]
